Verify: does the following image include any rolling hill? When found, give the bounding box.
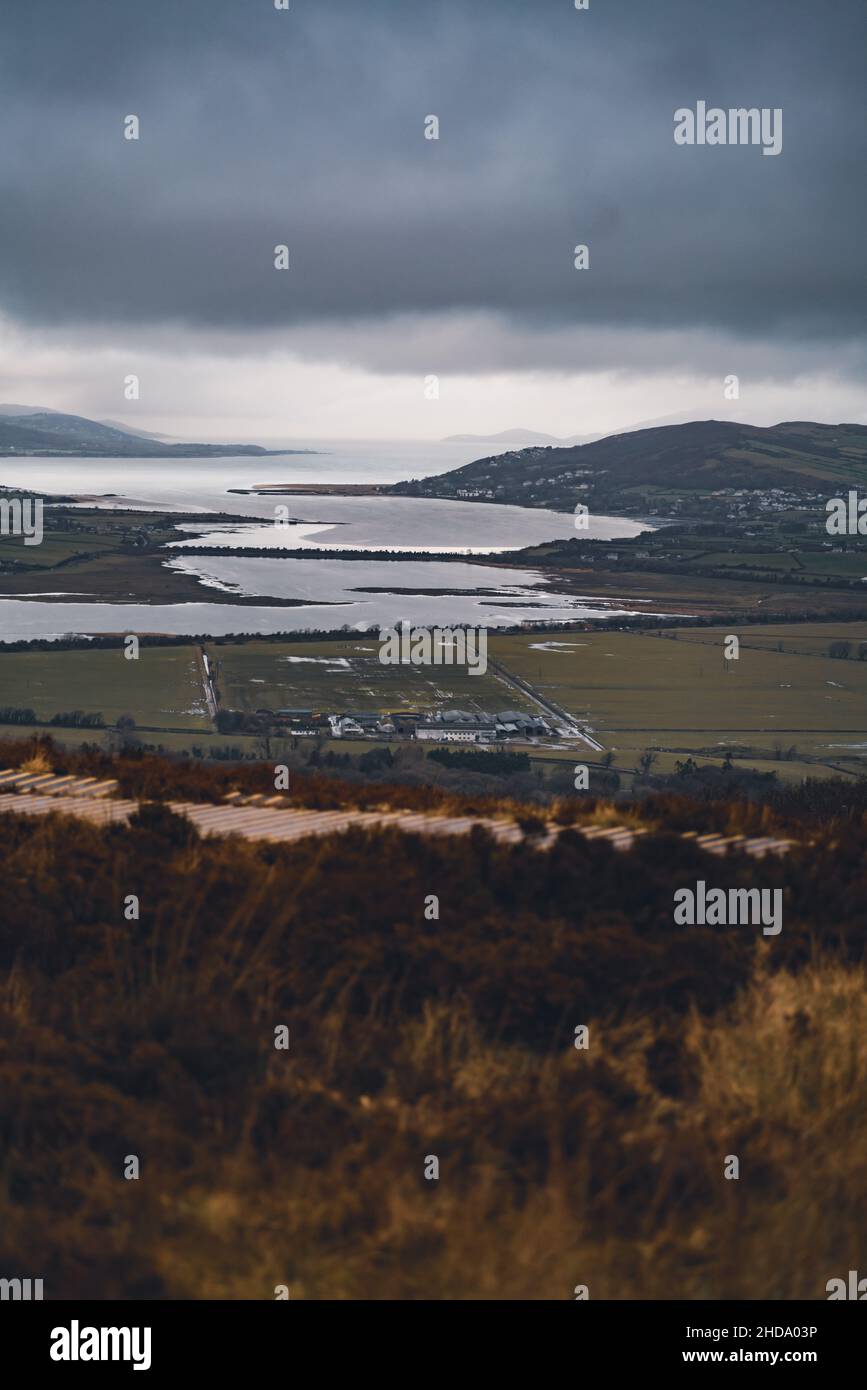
[0,407,304,458]
[396,420,867,512]
[443,428,599,446]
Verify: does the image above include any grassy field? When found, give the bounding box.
[491,625,867,733]
[0,507,260,603]
[490,624,867,778]
[207,638,536,716]
[0,622,865,782]
[203,624,867,781]
[0,527,123,568]
[0,646,210,730]
[692,550,867,580]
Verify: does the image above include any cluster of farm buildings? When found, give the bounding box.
[255,706,560,743]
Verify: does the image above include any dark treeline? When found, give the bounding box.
[174,546,491,562]
[0,708,105,729]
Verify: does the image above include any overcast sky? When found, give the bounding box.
[1,0,864,441]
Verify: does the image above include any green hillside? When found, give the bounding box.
[393,420,867,513]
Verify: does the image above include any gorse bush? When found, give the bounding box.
[126,800,201,849]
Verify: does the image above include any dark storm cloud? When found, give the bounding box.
[0,0,865,352]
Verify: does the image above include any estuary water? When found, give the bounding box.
[0,445,658,638]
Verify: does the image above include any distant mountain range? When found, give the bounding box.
[399,419,867,512]
[0,406,310,458]
[443,428,599,447]
[440,411,747,450]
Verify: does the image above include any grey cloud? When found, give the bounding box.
[20,310,867,388]
[0,0,865,372]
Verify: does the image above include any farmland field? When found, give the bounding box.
[490,623,867,776]
[0,528,123,568]
[0,622,864,782]
[206,638,537,716]
[0,645,210,729]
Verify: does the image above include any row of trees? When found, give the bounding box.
[828,640,867,659]
[0,707,106,728]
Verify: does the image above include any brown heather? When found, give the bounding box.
[0,745,865,1298]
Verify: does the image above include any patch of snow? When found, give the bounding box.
[528,641,588,651]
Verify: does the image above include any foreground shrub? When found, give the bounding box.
[1,798,866,1297]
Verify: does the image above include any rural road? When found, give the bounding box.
[487,657,605,751]
[197,646,218,721]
